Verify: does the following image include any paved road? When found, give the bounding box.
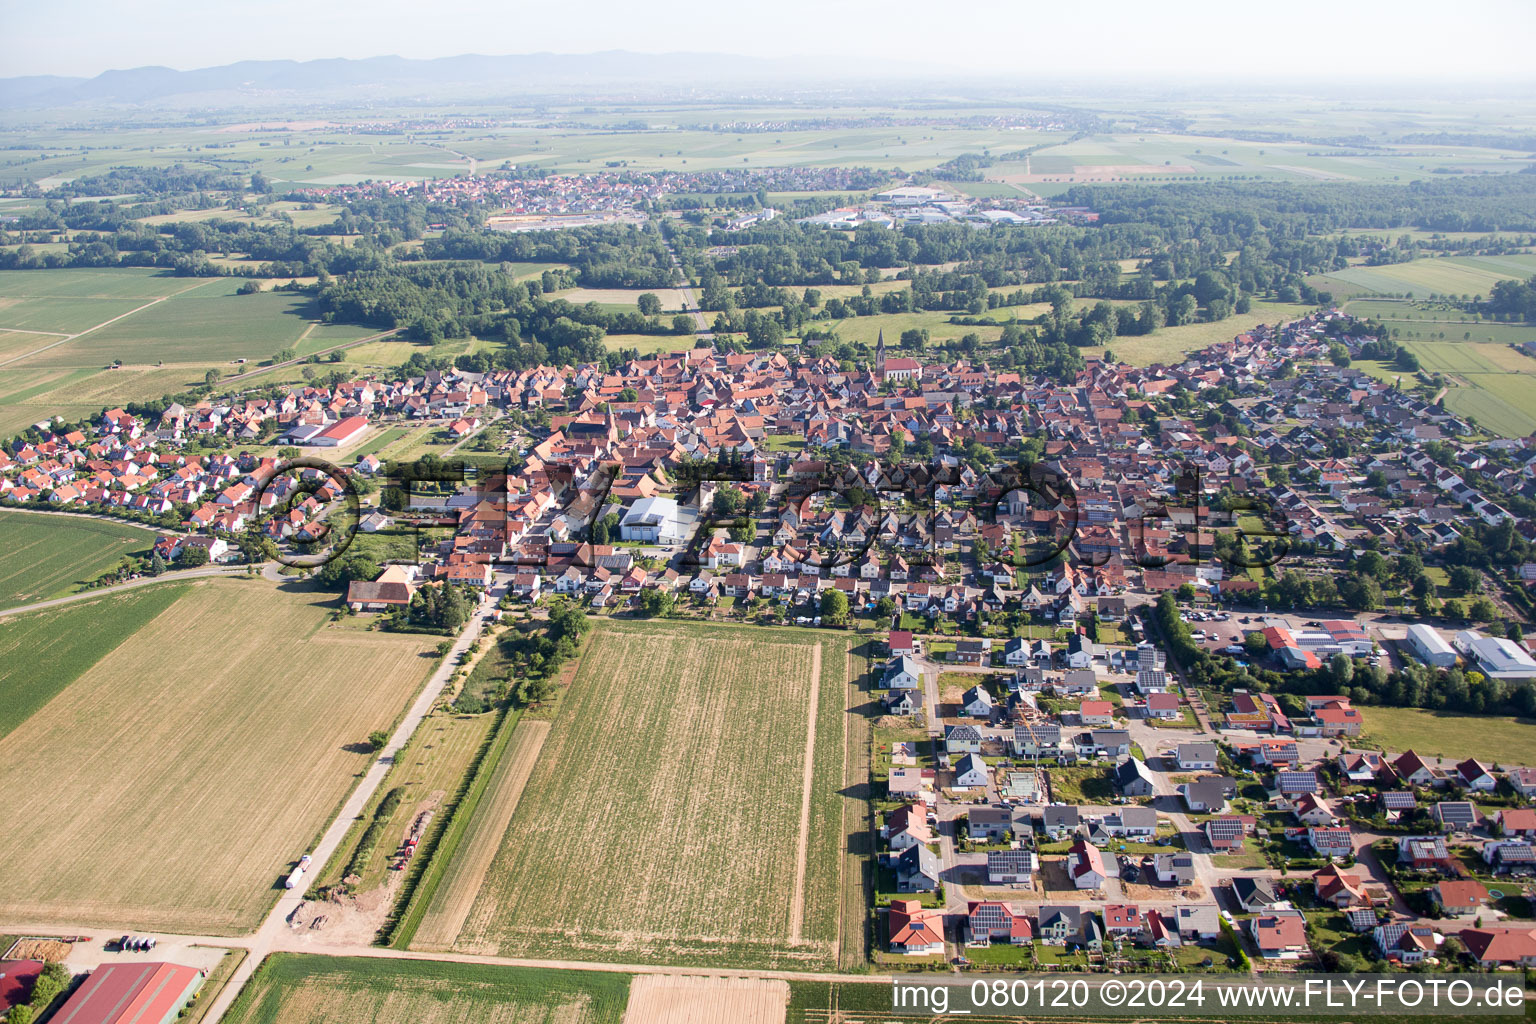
[0,565,249,619]
[193,578,510,1024]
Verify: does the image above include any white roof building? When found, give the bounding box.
[1405,624,1456,668]
[1454,631,1536,680]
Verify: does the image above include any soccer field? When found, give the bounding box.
[0,577,440,934]
[415,619,852,969]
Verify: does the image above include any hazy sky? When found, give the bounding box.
[2,0,1533,80]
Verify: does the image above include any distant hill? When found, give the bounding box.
[0,51,844,110]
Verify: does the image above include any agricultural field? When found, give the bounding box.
[416,619,851,969]
[601,332,702,355]
[1359,706,1536,765]
[224,954,631,1024]
[0,509,158,607]
[1305,254,1536,300]
[0,577,441,933]
[1377,340,1536,436]
[0,581,188,740]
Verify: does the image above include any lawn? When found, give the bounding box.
[224,954,630,1024]
[0,581,188,740]
[1358,705,1536,765]
[0,577,440,933]
[0,509,159,607]
[416,618,852,969]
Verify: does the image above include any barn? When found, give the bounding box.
[51,962,204,1024]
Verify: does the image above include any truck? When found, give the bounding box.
[285,853,313,890]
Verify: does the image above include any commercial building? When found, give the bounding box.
[1405,624,1457,668]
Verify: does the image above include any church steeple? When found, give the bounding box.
[875,329,887,379]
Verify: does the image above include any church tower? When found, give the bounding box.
[875,329,887,380]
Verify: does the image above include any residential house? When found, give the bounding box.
[954,753,991,789]
[1432,879,1490,916]
[887,900,945,955]
[968,901,1032,945]
[987,848,1038,886]
[1250,911,1309,959]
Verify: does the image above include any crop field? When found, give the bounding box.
[1394,340,1536,436]
[1305,255,1536,300]
[1360,706,1536,765]
[601,332,701,355]
[0,577,440,933]
[224,954,631,1024]
[552,286,688,309]
[0,509,159,607]
[418,619,851,968]
[0,581,188,740]
[0,268,206,335]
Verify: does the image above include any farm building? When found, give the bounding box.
[0,960,43,1017]
[50,962,205,1024]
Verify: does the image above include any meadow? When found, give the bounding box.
[223,954,631,1024]
[0,581,187,740]
[1305,254,1536,300]
[1359,706,1536,764]
[417,619,850,969]
[0,509,159,607]
[0,577,440,933]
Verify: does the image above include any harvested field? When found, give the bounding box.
[224,954,630,1024]
[622,976,787,1024]
[0,578,440,933]
[427,620,850,968]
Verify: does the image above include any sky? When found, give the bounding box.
[1,0,1534,81]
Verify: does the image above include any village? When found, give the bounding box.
[4,304,1536,980]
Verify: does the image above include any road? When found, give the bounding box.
[666,245,711,335]
[192,578,510,1024]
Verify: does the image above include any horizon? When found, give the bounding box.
[4,0,1534,84]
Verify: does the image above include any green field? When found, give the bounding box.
[0,509,159,607]
[224,954,630,1024]
[1360,705,1536,765]
[417,619,850,968]
[0,582,188,740]
[1306,254,1536,300]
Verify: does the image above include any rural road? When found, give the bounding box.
[0,565,250,619]
[192,577,511,1024]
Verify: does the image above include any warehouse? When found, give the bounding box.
[51,962,204,1024]
[1405,624,1456,668]
[1454,631,1536,681]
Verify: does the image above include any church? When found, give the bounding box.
[874,330,922,383]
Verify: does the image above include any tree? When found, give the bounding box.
[367,729,389,751]
[876,596,897,619]
[150,550,167,576]
[1447,565,1481,594]
[636,587,675,617]
[820,588,849,624]
[174,543,210,569]
[1469,597,1498,621]
[637,292,662,315]
[1243,630,1268,657]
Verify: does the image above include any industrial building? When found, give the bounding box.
[1454,631,1536,680]
[51,962,204,1024]
[1404,624,1457,668]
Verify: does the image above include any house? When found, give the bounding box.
[1394,749,1441,787]
[1134,669,1171,694]
[1180,776,1234,813]
[887,899,945,955]
[1509,767,1536,800]
[1483,840,1536,872]
[1204,817,1247,852]
[1433,800,1479,832]
[1432,879,1489,915]
[1055,669,1098,697]
[883,655,922,690]
[1373,922,1439,964]
[944,724,983,754]
[1313,864,1370,909]
[883,688,922,716]
[886,803,934,852]
[953,638,992,664]
[1275,771,1320,797]
[1339,751,1385,783]
[1232,876,1279,912]
[954,753,991,789]
[346,578,415,612]
[1250,911,1309,959]
[1497,807,1536,839]
[968,807,1014,843]
[1036,904,1089,946]
[888,767,934,801]
[1001,636,1032,666]
[1145,692,1181,720]
[1012,722,1063,759]
[1154,852,1196,885]
[895,842,941,892]
[1112,757,1156,797]
[987,848,1038,886]
[1459,927,1536,967]
[887,630,915,657]
[1040,804,1080,839]
[1308,826,1354,860]
[961,685,994,718]
[1398,835,1455,872]
[1176,741,1218,771]
[1067,839,1109,889]
[1455,758,1498,792]
[1087,728,1131,758]
[968,901,1032,945]
[1102,904,1143,937]
[1079,699,1114,726]
[1175,904,1222,941]
[1142,908,1181,947]
[1379,790,1418,821]
[1101,805,1158,840]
